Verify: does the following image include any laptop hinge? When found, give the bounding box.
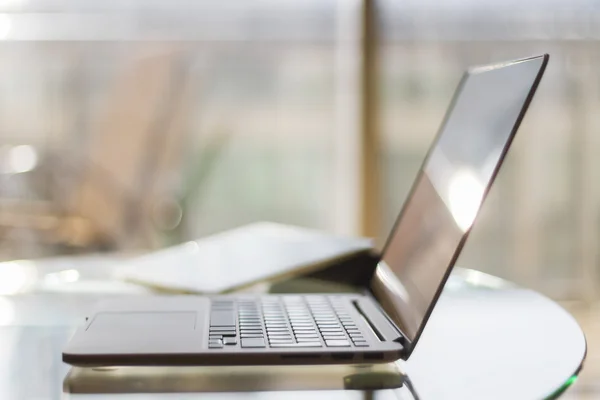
[352,298,406,345]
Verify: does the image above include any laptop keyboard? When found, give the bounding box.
[208,296,369,349]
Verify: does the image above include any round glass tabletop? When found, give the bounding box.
[0,257,586,400]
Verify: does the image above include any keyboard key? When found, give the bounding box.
[209,343,223,349]
[270,342,322,348]
[241,338,266,348]
[320,328,343,333]
[267,332,292,337]
[268,338,293,343]
[322,330,345,336]
[209,339,222,346]
[353,341,369,347]
[210,329,236,336]
[294,333,318,337]
[319,328,342,333]
[322,336,347,341]
[239,325,262,330]
[325,339,351,347]
[211,312,235,327]
[293,332,317,336]
[223,337,238,345]
[315,319,338,323]
[297,337,321,342]
[268,337,293,342]
[269,339,294,344]
[268,331,293,336]
[241,333,264,338]
[268,331,292,335]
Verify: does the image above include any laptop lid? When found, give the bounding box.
[370,55,548,357]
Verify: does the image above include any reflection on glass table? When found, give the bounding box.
[63,363,418,395]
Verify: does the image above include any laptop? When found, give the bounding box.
[63,54,548,366]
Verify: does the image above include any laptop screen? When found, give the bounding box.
[371,56,547,344]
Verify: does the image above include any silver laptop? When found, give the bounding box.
[63,54,548,366]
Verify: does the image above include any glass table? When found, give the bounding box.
[0,255,586,399]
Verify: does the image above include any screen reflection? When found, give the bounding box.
[371,56,546,342]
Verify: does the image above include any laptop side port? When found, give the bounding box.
[280,354,322,360]
[363,352,384,361]
[331,353,354,361]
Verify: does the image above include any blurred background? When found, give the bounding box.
[0,2,599,303]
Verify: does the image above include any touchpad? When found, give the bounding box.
[88,312,197,331]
